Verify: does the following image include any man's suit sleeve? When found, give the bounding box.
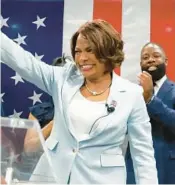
[147,95,175,132]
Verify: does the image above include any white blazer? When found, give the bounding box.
[1,32,158,184]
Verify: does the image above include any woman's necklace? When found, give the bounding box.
[85,82,111,96]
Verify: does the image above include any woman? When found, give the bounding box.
[1,19,158,184]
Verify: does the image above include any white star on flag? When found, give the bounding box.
[13,33,27,46]
[28,91,43,105]
[11,72,25,85]
[35,52,44,61]
[9,109,23,118]
[0,15,9,29]
[0,93,5,102]
[32,15,46,30]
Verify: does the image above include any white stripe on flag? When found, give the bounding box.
[62,0,94,55]
[121,0,151,83]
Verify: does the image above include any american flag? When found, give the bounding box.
[1,0,175,119]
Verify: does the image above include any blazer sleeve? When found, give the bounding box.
[0,32,67,95]
[147,95,175,132]
[127,90,158,184]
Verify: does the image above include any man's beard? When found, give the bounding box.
[141,63,166,82]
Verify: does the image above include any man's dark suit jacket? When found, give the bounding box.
[126,79,175,184]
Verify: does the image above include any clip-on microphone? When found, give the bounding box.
[105,103,115,113]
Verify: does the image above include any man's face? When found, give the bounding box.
[140,43,167,82]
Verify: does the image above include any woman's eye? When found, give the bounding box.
[87,48,93,53]
[75,50,80,54]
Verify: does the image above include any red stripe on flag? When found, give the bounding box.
[93,0,122,75]
[151,0,175,81]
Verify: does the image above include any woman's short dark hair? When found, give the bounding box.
[70,19,124,69]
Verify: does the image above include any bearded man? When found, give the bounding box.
[126,42,175,184]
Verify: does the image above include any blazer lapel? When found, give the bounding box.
[61,66,84,139]
[157,79,173,100]
[88,72,127,138]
